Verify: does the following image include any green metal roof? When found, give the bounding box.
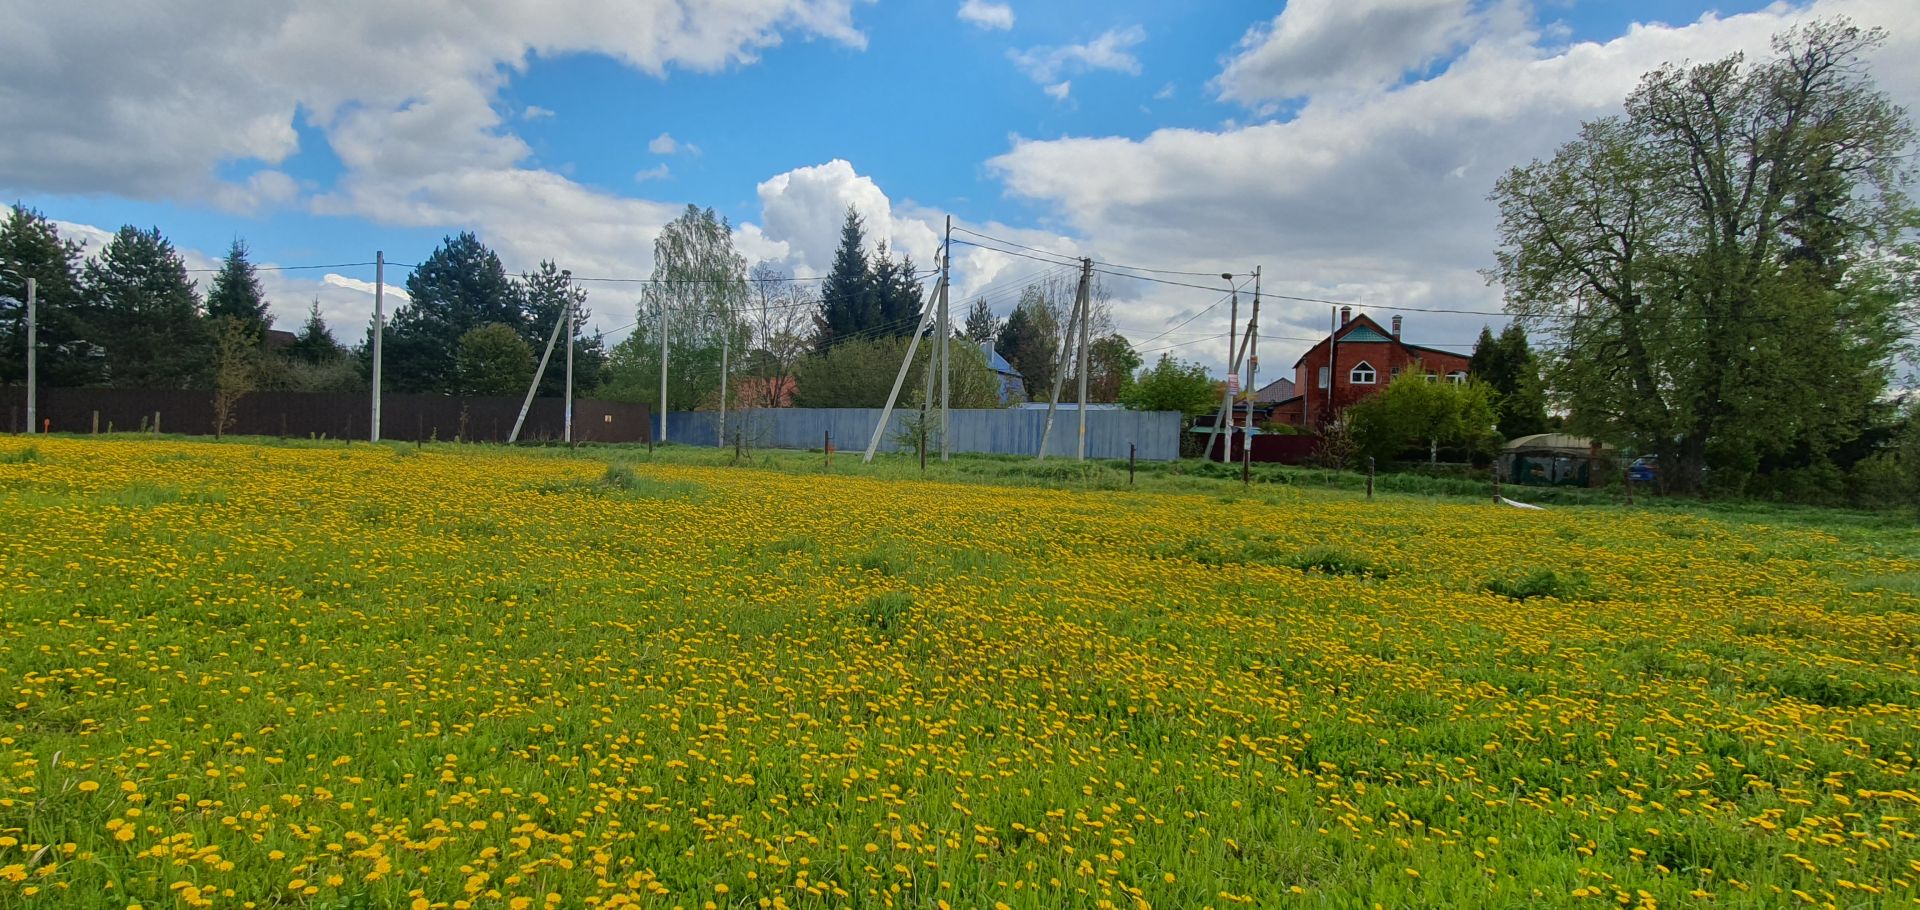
[1340,326,1394,344]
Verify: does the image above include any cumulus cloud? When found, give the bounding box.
[750,159,941,277]
[990,0,1920,372]
[521,105,556,120]
[1009,25,1146,86]
[1215,0,1487,106]
[957,0,1015,31]
[634,163,671,182]
[1044,81,1072,101]
[0,0,867,336]
[648,133,680,155]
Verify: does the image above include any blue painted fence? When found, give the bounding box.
[663,408,1181,460]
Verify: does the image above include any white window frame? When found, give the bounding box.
[1349,361,1377,385]
[1317,366,1329,389]
[1424,372,1438,383]
[1447,370,1467,385]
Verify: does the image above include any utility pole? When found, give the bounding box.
[1326,305,1336,425]
[371,251,383,442]
[1246,266,1260,453]
[658,296,669,444]
[940,216,953,462]
[1207,275,1240,462]
[509,305,566,443]
[864,279,943,462]
[1037,262,1088,460]
[23,278,35,435]
[563,269,574,446]
[1075,257,1091,461]
[718,291,729,450]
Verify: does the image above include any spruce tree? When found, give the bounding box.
[963,298,999,343]
[205,239,271,339]
[816,206,875,351]
[287,300,345,363]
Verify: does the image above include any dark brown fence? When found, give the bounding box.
[2,387,651,444]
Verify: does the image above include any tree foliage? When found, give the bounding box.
[816,206,877,351]
[1119,354,1216,417]
[521,261,605,397]
[963,297,999,343]
[1490,19,1916,493]
[84,225,209,388]
[385,232,527,393]
[1087,333,1141,403]
[1346,369,1500,465]
[790,335,1000,409]
[287,300,345,364]
[210,317,258,438]
[1469,323,1549,439]
[205,239,270,340]
[995,289,1058,402]
[599,206,747,411]
[0,205,100,386]
[454,323,534,396]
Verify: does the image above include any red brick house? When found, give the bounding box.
[1272,308,1472,428]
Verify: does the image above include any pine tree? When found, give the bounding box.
[815,206,876,351]
[205,239,271,339]
[522,261,599,396]
[384,232,527,393]
[83,226,209,388]
[0,205,100,386]
[869,242,924,338]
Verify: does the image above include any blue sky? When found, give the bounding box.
[3,0,1913,374]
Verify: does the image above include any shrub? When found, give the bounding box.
[1485,568,1593,601]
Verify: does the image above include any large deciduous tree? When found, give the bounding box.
[1490,20,1916,493]
[1118,354,1217,417]
[84,225,209,389]
[1345,369,1500,465]
[599,205,747,411]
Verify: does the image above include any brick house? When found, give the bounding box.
[1272,307,1472,428]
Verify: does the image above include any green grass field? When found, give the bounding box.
[2,435,1917,909]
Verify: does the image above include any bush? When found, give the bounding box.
[1485,568,1593,601]
[856,591,913,634]
[1286,545,1388,579]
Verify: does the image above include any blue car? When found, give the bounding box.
[1627,456,1658,483]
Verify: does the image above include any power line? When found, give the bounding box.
[186,261,382,273]
[952,226,1249,279]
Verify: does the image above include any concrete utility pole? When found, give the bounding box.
[24,278,35,435]
[1075,257,1091,461]
[864,278,943,463]
[563,269,574,445]
[1246,266,1261,443]
[509,304,566,443]
[658,296,669,444]
[1207,275,1240,462]
[718,291,729,450]
[940,216,953,462]
[1326,305,1336,423]
[1036,261,1088,460]
[371,251,383,442]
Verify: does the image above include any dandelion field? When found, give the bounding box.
[2,438,1918,909]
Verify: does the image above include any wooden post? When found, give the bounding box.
[1623,465,1634,506]
[91,411,99,435]
[152,411,161,435]
[1492,462,1502,504]
[1129,443,1136,487]
[825,430,833,470]
[1241,430,1250,487]
[1366,456,1374,500]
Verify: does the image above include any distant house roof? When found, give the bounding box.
[264,329,297,350]
[1504,433,1613,454]
[1249,377,1295,404]
[980,340,1019,377]
[979,340,1026,405]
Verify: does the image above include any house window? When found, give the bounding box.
[1349,361,1377,385]
[1447,371,1467,385]
[1424,372,1437,383]
[1317,366,1329,389]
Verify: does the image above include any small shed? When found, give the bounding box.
[1501,434,1614,487]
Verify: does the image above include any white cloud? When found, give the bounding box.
[1215,0,1488,106]
[1009,25,1146,86]
[521,105,555,120]
[1044,81,1072,101]
[957,0,1015,31]
[749,159,941,277]
[648,133,680,155]
[634,163,671,182]
[0,0,867,338]
[989,0,1920,374]
[1153,82,1175,100]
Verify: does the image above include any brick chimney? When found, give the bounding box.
[1391,315,1402,339]
[1339,305,1351,327]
